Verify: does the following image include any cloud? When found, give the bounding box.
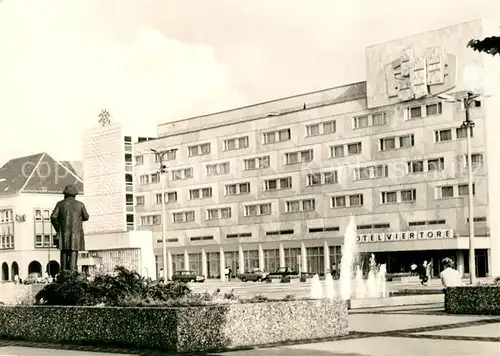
[0,0,245,165]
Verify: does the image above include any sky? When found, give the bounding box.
[0,0,498,166]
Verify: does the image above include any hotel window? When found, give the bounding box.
[458,184,475,196]
[244,203,272,216]
[225,182,250,196]
[405,105,423,119]
[309,226,340,233]
[285,149,313,164]
[206,162,230,176]
[189,187,212,200]
[135,155,144,165]
[139,175,150,185]
[435,129,452,142]
[34,209,42,221]
[285,199,315,213]
[381,191,398,204]
[171,168,193,180]
[379,137,396,151]
[136,196,145,206]
[465,153,484,167]
[207,207,231,220]
[263,128,291,144]
[188,143,211,157]
[353,113,387,128]
[244,155,270,170]
[155,191,177,204]
[140,215,161,226]
[173,211,195,223]
[330,142,362,157]
[306,120,336,137]
[306,171,338,186]
[331,194,363,208]
[264,177,292,191]
[440,186,454,198]
[190,235,214,241]
[265,230,294,236]
[401,189,417,202]
[353,115,369,128]
[380,134,414,150]
[426,102,443,116]
[151,173,159,183]
[407,160,424,173]
[428,157,445,171]
[223,136,249,151]
[456,127,473,139]
[354,165,389,180]
[399,134,415,148]
[372,113,387,126]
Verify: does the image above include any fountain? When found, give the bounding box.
[310,274,323,299]
[378,263,388,297]
[324,272,335,299]
[354,266,365,299]
[339,215,358,300]
[366,254,379,298]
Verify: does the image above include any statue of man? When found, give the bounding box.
[50,185,89,271]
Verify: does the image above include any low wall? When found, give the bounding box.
[0,299,348,353]
[445,286,500,315]
[349,293,444,309]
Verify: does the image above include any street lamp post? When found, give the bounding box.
[462,92,478,285]
[150,148,177,281]
[439,91,480,285]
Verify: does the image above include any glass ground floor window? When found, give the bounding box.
[306,246,324,274]
[172,254,184,272]
[284,248,300,271]
[188,253,202,275]
[329,246,342,272]
[264,249,279,272]
[243,250,259,271]
[224,251,239,276]
[206,252,220,278]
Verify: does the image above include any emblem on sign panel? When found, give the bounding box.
[385,46,457,101]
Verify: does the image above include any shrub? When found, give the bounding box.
[445,286,500,315]
[35,266,191,306]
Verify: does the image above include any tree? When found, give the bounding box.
[467,35,500,56]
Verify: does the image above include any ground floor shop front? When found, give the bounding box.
[155,235,494,279]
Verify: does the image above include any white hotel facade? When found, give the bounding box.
[133,20,500,279]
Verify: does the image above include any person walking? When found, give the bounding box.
[419,261,429,286]
[224,266,229,282]
[425,260,433,285]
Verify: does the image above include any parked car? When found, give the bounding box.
[237,268,269,282]
[171,270,205,283]
[267,267,299,279]
[23,273,41,285]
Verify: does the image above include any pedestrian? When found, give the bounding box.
[228,266,232,281]
[224,266,229,282]
[14,274,19,284]
[419,261,429,286]
[410,263,417,275]
[331,263,338,278]
[425,260,433,285]
[440,258,462,287]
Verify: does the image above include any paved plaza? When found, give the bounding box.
[1,301,499,356]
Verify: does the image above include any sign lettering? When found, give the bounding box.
[356,230,454,243]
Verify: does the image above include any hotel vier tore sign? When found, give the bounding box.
[357,229,454,244]
[385,46,457,102]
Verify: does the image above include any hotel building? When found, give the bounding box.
[134,19,499,279]
[80,122,157,278]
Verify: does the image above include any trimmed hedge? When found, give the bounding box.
[0,299,348,353]
[445,286,500,315]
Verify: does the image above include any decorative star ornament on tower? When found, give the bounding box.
[98,109,112,127]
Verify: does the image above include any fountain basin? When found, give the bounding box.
[348,293,444,309]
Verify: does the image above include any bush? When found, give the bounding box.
[445,285,500,315]
[35,266,191,306]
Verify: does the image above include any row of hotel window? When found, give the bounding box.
[135,100,479,165]
[139,183,476,225]
[150,216,487,244]
[139,149,484,187]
